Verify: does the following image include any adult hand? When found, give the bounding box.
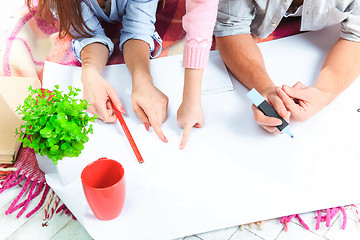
[177,101,205,149]
[81,68,124,122]
[131,80,168,142]
[277,82,333,122]
[251,87,291,133]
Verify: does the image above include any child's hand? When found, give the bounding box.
[277,83,333,122]
[251,87,290,133]
[82,68,124,122]
[177,101,205,149]
[131,81,169,142]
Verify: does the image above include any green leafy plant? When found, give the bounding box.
[16,85,97,165]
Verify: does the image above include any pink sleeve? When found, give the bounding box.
[182,0,219,69]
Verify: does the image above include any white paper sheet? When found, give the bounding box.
[42,25,360,240]
[43,50,233,97]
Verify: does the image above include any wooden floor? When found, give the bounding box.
[2,1,360,239]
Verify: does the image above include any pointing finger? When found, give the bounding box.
[151,120,168,143]
[179,125,192,150]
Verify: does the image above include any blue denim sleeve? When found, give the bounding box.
[71,2,114,62]
[120,0,162,58]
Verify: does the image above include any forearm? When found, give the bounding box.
[80,42,109,75]
[123,40,168,140]
[123,39,152,88]
[183,68,204,104]
[79,42,122,122]
[216,34,274,93]
[315,38,360,103]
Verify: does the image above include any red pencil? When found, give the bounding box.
[111,103,144,164]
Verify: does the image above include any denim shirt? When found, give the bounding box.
[214,0,360,42]
[71,0,162,61]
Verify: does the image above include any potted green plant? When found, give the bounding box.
[16,85,96,185]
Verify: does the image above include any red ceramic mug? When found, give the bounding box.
[81,157,126,220]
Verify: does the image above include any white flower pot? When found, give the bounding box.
[36,154,58,174]
[36,154,82,186]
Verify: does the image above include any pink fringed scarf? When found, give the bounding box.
[280,205,360,231]
[0,147,73,221]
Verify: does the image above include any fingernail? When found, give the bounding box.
[163,136,168,143]
[179,144,184,150]
[120,107,126,114]
[144,122,150,131]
